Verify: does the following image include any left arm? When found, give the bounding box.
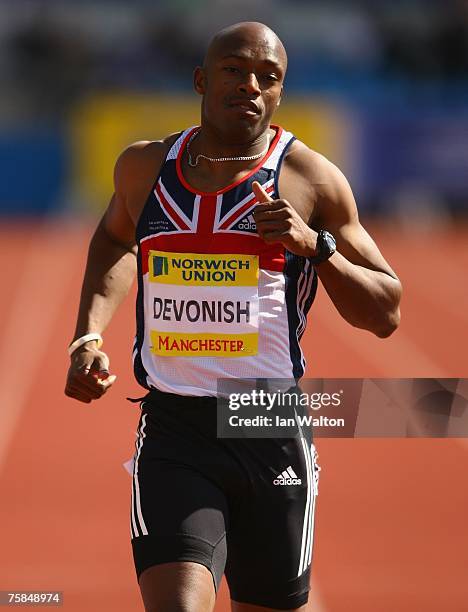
[252,146,402,338]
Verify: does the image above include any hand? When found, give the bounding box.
[252,181,317,257]
[65,342,117,403]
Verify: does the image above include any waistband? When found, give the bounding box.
[132,387,218,409]
[130,383,304,408]
[128,385,312,441]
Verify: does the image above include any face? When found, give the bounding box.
[194,29,286,143]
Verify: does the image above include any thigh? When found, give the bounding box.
[139,561,216,612]
[131,411,229,592]
[225,437,320,610]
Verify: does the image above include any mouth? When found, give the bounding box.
[228,100,261,116]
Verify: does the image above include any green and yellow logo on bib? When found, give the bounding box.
[146,250,259,357]
[149,251,258,286]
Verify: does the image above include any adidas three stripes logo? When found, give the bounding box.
[273,465,302,485]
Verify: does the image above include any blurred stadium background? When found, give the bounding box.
[0,1,467,611]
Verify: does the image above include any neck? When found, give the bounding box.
[186,128,271,169]
[193,124,273,159]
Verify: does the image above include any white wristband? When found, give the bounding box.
[68,333,103,356]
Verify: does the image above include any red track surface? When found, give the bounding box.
[0,222,467,611]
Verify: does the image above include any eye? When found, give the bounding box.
[223,66,240,73]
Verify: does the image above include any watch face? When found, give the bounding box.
[322,231,336,253]
[310,230,336,264]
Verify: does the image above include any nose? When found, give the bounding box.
[238,72,261,96]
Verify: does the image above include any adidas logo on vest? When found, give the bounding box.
[273,466,302,486]
[238,214,256,230]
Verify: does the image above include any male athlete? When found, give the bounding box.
[65,22,401,612]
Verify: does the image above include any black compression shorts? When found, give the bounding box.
[129,388,320,610]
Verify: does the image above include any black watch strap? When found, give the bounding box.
[308,230,336,265]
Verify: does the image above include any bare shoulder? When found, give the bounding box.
[282,139,357,226]
[111,132,181,226]
[284,140,348,193]
[114,132,180,194]
[284,139,399,283]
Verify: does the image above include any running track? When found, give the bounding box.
[0,221,467,611]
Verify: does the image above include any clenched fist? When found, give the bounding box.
[65,343,117,403]
[252,181,318,257]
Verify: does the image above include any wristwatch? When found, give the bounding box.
[309,230,336,265]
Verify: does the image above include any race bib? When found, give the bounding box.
[146,250,259,357]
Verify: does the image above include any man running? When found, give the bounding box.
[65,21,401,612]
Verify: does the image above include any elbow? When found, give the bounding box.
[343,277,403,338]
[374,308,401,338]
[374,278,402,338]
[352,307,400,338]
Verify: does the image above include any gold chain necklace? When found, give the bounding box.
[186,129,270,168]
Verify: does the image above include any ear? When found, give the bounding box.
[193,66,206,95]
[276,86,283,107]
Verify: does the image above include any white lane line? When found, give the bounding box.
[0,223,76,471]
[311,305,450,378]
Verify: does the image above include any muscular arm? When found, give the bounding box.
[311,154,401,337]
[254,143,402,338]
[72,198,137,344]
[65,139,169,402]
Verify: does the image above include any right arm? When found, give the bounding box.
[65,140,168,403]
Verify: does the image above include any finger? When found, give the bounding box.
[86,352,110,375]
[254,208,290,223]
[253,202,285,216]
[252,181,274,204]
[256,217,290,231]
[67,380,104,400]
[73,359,111,390]
[74,351,110,375]
[261,230,289,244]
[91,369,110,381]
[67,370,115,398]
[74,356,96,375]
[256,225,289,241]
[95,374,117,389]
[71,370,108,393]
[64,385,93,403]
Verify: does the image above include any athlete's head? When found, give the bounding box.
[194,22,287,143]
